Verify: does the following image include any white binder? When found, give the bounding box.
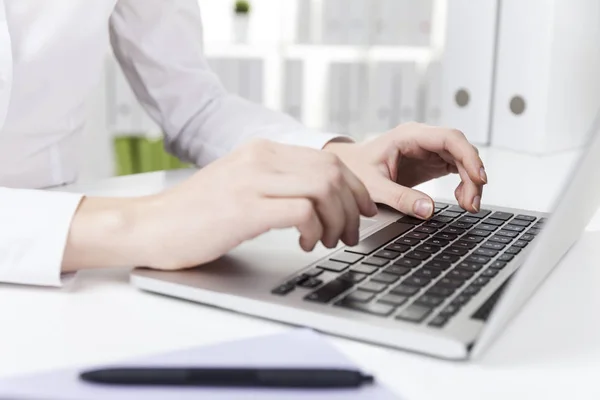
[322,0,346,44]
[393,62,420,125]
[283,60,304,122]
[440,0,500,144]
[423,60,443,126]
[346,62,368,137]
[490,0,600,153]
[365,62,395,134]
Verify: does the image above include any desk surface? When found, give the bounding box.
[2,147,600,400]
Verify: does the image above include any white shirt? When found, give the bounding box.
[0,0,343,286]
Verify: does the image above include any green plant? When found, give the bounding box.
[235,0,251,14]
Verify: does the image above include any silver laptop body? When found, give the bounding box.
[131,115,600,360]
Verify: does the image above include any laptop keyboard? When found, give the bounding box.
[271,203,544,328]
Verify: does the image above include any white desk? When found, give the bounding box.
[2,147,600,399]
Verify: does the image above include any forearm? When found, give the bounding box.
[61,196,154,272]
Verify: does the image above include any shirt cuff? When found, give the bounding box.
[0,188,84,287]
[270,130,355,150]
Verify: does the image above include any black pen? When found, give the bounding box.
[80,367,374,388]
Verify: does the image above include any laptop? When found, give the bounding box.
[131,114,600,360]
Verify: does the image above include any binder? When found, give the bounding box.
[321,0,345,44]
[440,0,500,144]
[283,60,304,122]
[393,62,419,125]
[490,0,600,153]
[366,62,396,134]
[295,0,312,43]
[238,59,264,103]
[423,60,443,126]
[346,62,368,137]
[327,63,349,134]
[346,0,370,46]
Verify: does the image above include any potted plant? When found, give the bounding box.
[233,0,251,44]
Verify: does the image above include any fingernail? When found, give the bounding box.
[480,167,488,183]
[414,199,433,219]
[369,202,378,216]
[473,196,481,212]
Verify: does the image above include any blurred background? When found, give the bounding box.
[79,0,600,182]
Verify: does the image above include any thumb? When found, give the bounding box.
[374,178,434,219]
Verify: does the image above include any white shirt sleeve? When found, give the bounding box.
[0,188,83,286]
[108,0,352,167]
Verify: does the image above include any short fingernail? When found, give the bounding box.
[480,167,488,183]
[369,202,378,215]
[414,199,433,219]
[473,196,481,212]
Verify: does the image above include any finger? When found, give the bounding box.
[260,172,347,249]
[455,161,482,212]
[338,183,361,246]
[258,198,324,252]
[338,162,378,217]
[373,177,434,219]
[408,127,487,185]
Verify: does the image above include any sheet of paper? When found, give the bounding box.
[0,329,399,399]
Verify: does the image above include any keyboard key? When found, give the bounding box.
[446,205,466,213]
[515,214,537,222]
[520,234,535,241]
[405,251,431,261]
[533,222,544,229]
[428,315,449,328]
[496,230,519,238]
[378,294,408,306]
[406,232,429,240]
[350,264,378,275]
[481,241,506,251]
[330,251,364,264]
[344,290,374,303]
[339,271,368,283]
[474,248,498,258]
[298,278,323,288]
[490,211,514,221]
[288,274,309,285]
[468,209,491,219]
[435,202,450,209]
[434,254,460,263]
[465,254,491,264]
[488,235,513,244]
[505,246,522,255]
[359,281,388,293]
[442,226,465,235]
[416,244,442,254]
[362,257,389,267]
[397,216,424,225]
[431,215,454,223]
[426,238,450,247]
[472,276,491,287]
[305,279,354,303]
[384,265,411,276]
[481,268,498,278]
[482,218,504,226]
[425,260,452,270]
[451,294,471,307]
[434,232,458,241]
[374,250,400,260]
[415,226,438,234]
[458,216,481,224]
[394,258,422,268]
[461,235,484,243]
[305,269,323,277]
[450,221,473,229]
[403,276,431,287]
[440,211,462,218]
[415,295,445,307]
[462,285,481,296]
[468,229,492,237]
[396,304,432,323]
[427,286,455,298]
[413,268,441,279]
[475,223,498,232]
[527,228,541,235]
[498,254,514,262]
[503,224,525,233]
[443,246,469,256]
[453,240,477,250]
[440,304,460,317]
[371,272,400,284]
[317,260,349,272]
[391,284,420,296]
[456,261,484,272]
[437,278,464,289]
[447,269,474,281]
[336,299,396,316]
[513,240,528,248]
[509,218,532,227]
[395,237,420,246]
[272,283,295,295]
[490,261,507,269]
[423,220,446,229]
[346,222,413,255]
[385,243,410,253]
